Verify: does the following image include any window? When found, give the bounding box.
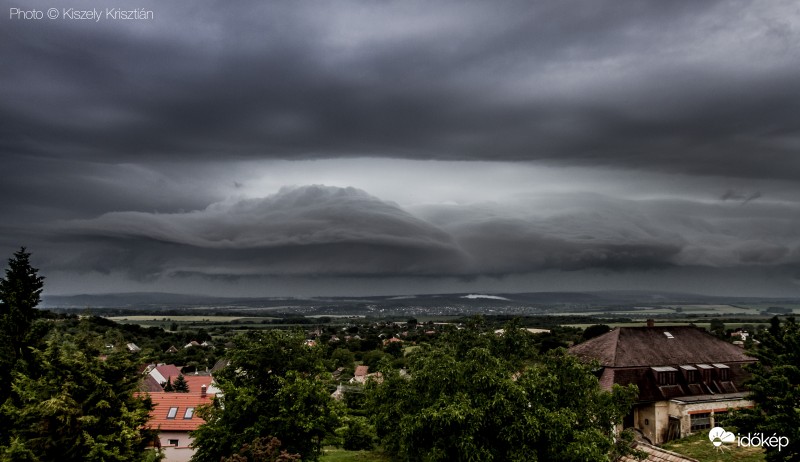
[680,365,698,383]
[697,364,713,383]
[184,407,195,419]
[652,366,677,385]
[168,439,179,447]
[713,364,731,381]
[690,413,711,431]
[166,407,178,419]
[713,411,728,427]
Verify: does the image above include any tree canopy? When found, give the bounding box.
[0,248,156,462]
[366,323,638,461]
[0,331,155,462]
[172,374,189,393]
[0,247,45,368]
[190,330,341,462]
[730,316,800,461]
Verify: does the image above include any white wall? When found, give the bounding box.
[158,431,196,462]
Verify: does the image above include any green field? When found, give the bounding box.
[566,321,770,331]
[106,315,280,329]
[109,315,250,322]
[320,448,390,462]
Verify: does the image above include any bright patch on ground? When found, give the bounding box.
[461,294,510,301]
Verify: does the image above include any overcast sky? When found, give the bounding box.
[2,0,799,297]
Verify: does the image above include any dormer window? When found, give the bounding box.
[697,364,714,383]
[713,363,730,381]
[652,366,678,385]
[680,365,698,383]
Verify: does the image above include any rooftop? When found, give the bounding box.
[141,392,213,432]
[569,326,755,368]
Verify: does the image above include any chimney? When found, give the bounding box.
[200,384,207,397]
[646,319,655,328]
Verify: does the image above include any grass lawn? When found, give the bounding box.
[662,430,765,462]
[319,447,391,462]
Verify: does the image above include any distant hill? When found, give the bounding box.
[41,290,799,311]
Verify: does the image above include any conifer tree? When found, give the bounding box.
[1,332,154,461]
[0,247,45,360]
[173,374,189,393]
[163,377,174,392]
[730,316,800,461]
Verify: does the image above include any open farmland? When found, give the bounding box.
[553,303,784,319]
[107,315,279,329]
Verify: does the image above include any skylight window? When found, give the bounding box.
[184,407,195,419]
[663,331,674,339]
[167,407,178,419]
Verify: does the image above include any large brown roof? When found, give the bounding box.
[569,326,755,367]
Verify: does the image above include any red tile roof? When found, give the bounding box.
[141,392,213,432]
[183,376,215,395]
[354,365,369,377]
[140,374,165,393]
[154,365,182,381]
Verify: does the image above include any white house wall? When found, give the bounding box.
[158,431,195,462]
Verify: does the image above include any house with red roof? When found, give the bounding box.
[351,365,369,384]
[138,367,220,461]
[149,364,183,386]
[142,385,214,462]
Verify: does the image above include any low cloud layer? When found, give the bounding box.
[50,186,800,283]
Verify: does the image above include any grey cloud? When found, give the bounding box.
[2,0,800,179]
[416,192,800,271]
[47,186,800,281]
[721,190,762,205]
[54,185,470,278]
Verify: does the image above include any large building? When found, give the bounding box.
[569,322,756,444]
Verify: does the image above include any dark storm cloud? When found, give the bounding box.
[49,186,800,280]
[54,185,471,278]
[3,0,800,296]
[2,0,800,179]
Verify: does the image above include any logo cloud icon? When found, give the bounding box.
[709,426,736,447]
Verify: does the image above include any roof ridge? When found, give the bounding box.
[609,328,621,366]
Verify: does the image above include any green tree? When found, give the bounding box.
[729,316,800,461]
[172,374,189,393]
[341,416,375,451]
[191,330,340,462]
[709,318,726,338]
[582,324,611,341]
[0,247,45,361]
[330,348,355,370]
[163,377,174,392]
[367,328,638,462]
[0,248,46,441]
[221,436,300,462]
[0,332,154,462]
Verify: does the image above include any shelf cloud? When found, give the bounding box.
[2,0,799,296]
